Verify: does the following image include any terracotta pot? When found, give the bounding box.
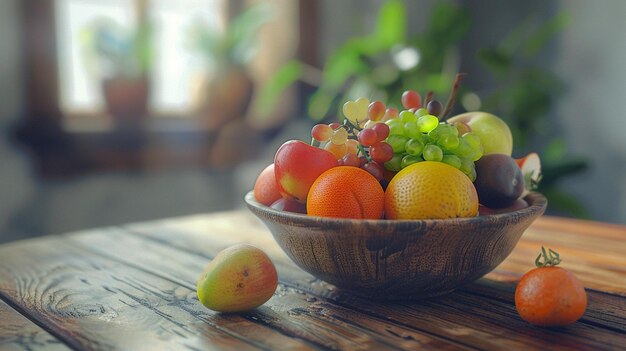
[102,76,150,122]
[196,66,254,131]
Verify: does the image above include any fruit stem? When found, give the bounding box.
[424,91,434,107]
[442,73,466,121]
[343,118,362,134]
[357,143,372,162]
[534,246,562,268]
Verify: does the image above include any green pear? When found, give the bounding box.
[448,112,513,155]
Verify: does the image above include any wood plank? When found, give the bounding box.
[0,237,313,351]
[112,219,626,350]
[533,216,626,241]
[0,299,71,351]
[134,211,626,295]
[68,228,464,351]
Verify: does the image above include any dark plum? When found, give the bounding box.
[474,154,524,208]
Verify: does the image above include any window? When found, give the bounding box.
[18,0,306,176]
[55,0,224,121]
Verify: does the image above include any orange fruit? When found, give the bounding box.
[385,161,478,219]
[307,166,384,219]
[253,164,282,206]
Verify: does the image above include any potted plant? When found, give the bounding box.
[83,16,153,126]
[187,2,275,166]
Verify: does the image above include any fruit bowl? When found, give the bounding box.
[245,191,547,300]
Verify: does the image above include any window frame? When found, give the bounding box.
[16,0,318,178]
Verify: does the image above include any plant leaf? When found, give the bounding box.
[524,12,571,57]
[476,48,512,76]
[542,188,590,219]
[253,60,303,118]
[372,0,406,49]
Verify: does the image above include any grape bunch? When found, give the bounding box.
[382,90,484,181]
[310,98,394,181]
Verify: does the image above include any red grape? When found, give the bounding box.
[358,128,377,147]
[401,90,421,109]
[371,123,390,141]
[382,107,399,121]
[345,139,359,155]
[369,142,393,163]
[362,162,384,181]
[367,101,386,121]
[340,153,360,167]
[311,124,332,141]
[328,122,341,130]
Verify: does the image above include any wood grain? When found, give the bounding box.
[67,228,464,351]
[0,208,624,351]
[0,237,312,351]
[120,215,626,351]
[136,209,626,295]
[0,299,70,351]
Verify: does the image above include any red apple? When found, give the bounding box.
[253,164,282,206]
[274,140,338,203]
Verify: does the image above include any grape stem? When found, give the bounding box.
[424,91,434,107]
[356,143,372,162]
[442,73,467,121]
[534,246,562,267]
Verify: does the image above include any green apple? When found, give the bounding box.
[448,112,513,155]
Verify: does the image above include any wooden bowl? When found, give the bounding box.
[245,191,547,300]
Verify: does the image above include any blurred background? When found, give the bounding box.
[1,0,625,243]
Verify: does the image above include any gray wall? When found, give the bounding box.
[553,0,626,223]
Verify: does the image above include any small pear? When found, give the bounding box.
[197,244,278,312]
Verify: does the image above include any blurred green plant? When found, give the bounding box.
[255,1,471,121]
[257,0,588,217]
[187,2,275,69]
[476,12,589,218]
[81,17,153,79]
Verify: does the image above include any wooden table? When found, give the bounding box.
[0,211,625,351]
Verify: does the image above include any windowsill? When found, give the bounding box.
[16,113,241,179]
[61,113,212,133]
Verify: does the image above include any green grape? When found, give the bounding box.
[446,124,459,136]
[401,155,423,169]
[422,134,435,145]
[459,157,476,181]
[405,138,424,156]
[429,124,450,140]
[403,122,422,139]
[471,144,484,162]
[438,134,460,150]
[423,144,443,162]
[415,108,428,117]
[453,139,474,158]
[442,154,462,169]
[399,110,417,123]
[417,115,439,133]
[467,165,477,181]
[330,127,348,145]
[462,132,481,149]
[386,118,404,135]
[384,153,403,172]
[386,134,409,153]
